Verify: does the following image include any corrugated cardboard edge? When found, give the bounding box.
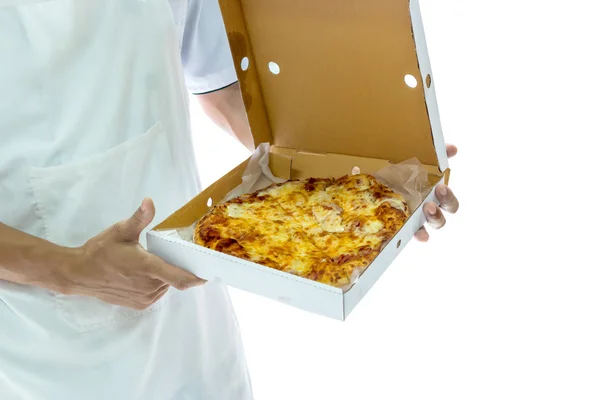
[410,0,448,173]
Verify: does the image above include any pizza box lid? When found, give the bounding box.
[218,0,448,172]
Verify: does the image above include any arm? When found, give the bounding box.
[0,199,204,309]
[0,222,75,291]
[176,0,254,151]
[195,82,255,152]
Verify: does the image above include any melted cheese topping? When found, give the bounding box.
[194,174,410,288]
[361,219,385,234]
[382,197,409,212]
[225,203,247,218]
[312,205,345,233]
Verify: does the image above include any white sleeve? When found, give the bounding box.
[178,0,238,94]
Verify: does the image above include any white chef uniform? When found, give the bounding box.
[0,0,252,399]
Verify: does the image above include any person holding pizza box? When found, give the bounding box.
[0,0,459,398]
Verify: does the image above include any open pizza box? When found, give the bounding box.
[147,0,450,321]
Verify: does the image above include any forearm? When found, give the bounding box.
[0,222,73,290]
[195,82,255,152]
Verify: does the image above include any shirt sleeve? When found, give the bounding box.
[179,0,238,94]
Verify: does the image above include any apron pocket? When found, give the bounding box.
[28,121,186,333]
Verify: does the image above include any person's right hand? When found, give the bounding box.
[58,198,205,310]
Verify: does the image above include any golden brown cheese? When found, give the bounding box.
[193,174,410,288]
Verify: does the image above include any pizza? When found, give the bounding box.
[193,174,410,288]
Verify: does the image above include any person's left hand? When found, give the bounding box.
[414,144,460,242]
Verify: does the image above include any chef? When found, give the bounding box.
[0,0,459,399]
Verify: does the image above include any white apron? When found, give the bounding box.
[0,1,253,399]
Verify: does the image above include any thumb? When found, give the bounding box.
[114,198,155,242]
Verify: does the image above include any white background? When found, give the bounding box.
[190,1,600,399]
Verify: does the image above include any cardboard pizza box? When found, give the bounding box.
[147,0,450,321]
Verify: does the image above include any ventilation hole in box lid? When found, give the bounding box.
[207,198,213,207]
[268,61,280,75]
[351,166,361,175]
[404,74,418,88]
[426,74,432,88]
[396,239,402,248]
[241,57,250,71]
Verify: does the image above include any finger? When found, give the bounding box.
[137,279,167,294]
[424,202,446,230]
[414,226,430,242]
[95,283,169,310]
[113,198,155,242]
[147,285,170,305]
[146,256,206,291]
[115,285,170,309]
[95,294,145,310]
[140,281,169,300]
[93,276,165,294]
[435,185,459,214]
[446,144,458,159]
